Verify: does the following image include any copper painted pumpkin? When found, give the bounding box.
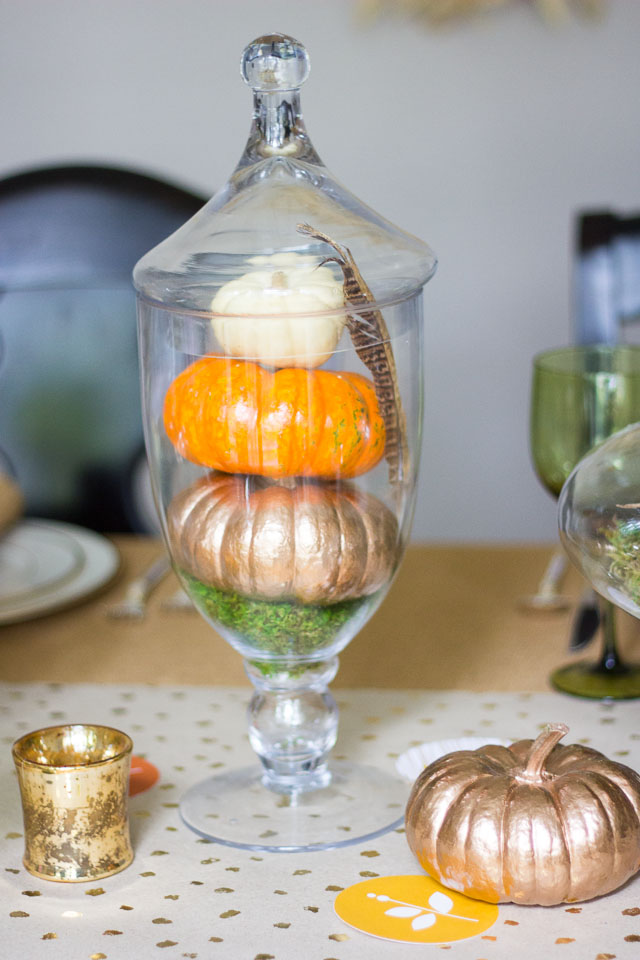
[166,473,399,604]
[163,357,385,479]
[405,723,640,905]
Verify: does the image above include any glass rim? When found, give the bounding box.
[533,344,640,375]
[12,723,133,770]
[134,286,426,321]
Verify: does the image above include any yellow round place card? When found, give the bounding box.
[334,874,499,944]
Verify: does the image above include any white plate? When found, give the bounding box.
[0,521,85,605]
[396,737,513,782]
[0,519,120,624]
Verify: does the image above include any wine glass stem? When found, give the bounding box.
[598,599,625,673]
[245,657,339,795]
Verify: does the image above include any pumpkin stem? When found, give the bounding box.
[522,722,569,781]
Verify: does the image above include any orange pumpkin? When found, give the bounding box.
[163,357,385,479]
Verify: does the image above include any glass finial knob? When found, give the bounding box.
[241,34,310,92]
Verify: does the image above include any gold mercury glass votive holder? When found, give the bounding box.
[12,724,134,882]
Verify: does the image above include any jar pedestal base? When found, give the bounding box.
[179,762,407,852]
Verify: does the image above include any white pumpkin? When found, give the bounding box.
[210,255,345,368]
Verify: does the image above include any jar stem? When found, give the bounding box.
[245,657,339,794]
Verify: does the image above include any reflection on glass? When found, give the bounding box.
[559,421,640,698]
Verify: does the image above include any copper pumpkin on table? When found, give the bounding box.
[167,472,399,605]
[405,723,640,905]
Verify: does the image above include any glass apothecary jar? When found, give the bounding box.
[134,34,437,850]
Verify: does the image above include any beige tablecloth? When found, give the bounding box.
[1,682,639,959]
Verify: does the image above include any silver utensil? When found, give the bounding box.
[518,549,571,612]
[161,586,195,612]
[569,588,601,651]
[105,553,171,620]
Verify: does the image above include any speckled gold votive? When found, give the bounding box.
[12,724,134,882]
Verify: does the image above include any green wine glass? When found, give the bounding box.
[530,345,640,698]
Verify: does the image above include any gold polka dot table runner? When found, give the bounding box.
[0,683,639,958]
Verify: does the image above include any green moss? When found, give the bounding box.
[182,573,370,660]
[604,519,640,605]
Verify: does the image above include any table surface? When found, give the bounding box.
[2,537,640,958]
[2,536,640,691]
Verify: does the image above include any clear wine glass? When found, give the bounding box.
[134,34,437,850]
[530,345,640,698]
[558,421,640,698]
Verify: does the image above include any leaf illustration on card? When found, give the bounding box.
[367,885,482,938]
[342,877,500,945]
[385,906,422,918]
[428,891,454,914]
[412,912,436,930]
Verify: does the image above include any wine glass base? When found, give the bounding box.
[179,762,408,852]
[551,661,640,699]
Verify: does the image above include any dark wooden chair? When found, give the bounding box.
[0,165,205,532]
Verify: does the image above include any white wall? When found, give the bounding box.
[2,0,639,541]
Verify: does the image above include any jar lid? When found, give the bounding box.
[133,34,437,316]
